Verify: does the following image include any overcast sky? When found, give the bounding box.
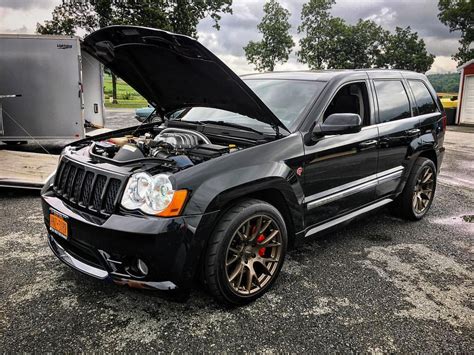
[0,0,461,74]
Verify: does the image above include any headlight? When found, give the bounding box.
[121,173,188,217]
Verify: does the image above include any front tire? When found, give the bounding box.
[394,157,437,220]
[204,199,287,306]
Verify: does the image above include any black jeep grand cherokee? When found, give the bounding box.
[42,26,445,305]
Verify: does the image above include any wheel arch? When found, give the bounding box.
[417,149,438,171]
[204,178,304,248]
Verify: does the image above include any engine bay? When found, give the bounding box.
[90,127,239,169]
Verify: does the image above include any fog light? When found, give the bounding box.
[137,258,148,276]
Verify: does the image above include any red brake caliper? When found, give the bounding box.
[256,234,266,257]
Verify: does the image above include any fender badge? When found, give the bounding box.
[296,167,303,176]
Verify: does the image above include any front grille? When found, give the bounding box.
[53,158,124,216]
[80,172,94,205]
[73,169,84,201]
[104,179,121,214]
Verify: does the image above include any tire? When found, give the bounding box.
[393,157,437,220]
[204,199,287,306]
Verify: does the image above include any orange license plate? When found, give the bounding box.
[50,213,68,238]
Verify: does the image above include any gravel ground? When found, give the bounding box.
[1,110,473,352]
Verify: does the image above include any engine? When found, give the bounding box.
[91,128,236,169]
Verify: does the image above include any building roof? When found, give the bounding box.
[457,59,474,71]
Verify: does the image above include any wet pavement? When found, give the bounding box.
[439,125,474,190]
[1,110,473,352]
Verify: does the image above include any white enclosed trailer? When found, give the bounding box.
[0,34,106,189]
[0,34,105,141]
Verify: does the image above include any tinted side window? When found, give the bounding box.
[408,80,438,115]
[374,80,411,123]
[323,82,370,125]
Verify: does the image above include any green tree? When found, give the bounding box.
[37,0,232,37]
[297,0,335,69]
[244,0,294,72]
[378,26,435,72]
[325,19,387,69]
[438,0,473,64]
[427,73,460,93]
[37,0,232,102]
[297,1,435,72]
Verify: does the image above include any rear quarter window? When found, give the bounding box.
[374,80,411,123]
[408,80,438,115]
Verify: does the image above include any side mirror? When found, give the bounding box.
[313,113,362,137]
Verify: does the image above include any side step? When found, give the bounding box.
[305,198,393,237]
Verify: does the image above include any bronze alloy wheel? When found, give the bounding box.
[225,214,283,295]
[413,165,435,214]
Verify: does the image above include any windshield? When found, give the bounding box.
[178,79,326,133]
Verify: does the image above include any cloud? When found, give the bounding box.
[364,7,397,25]
[0,0,60,34]
[427,56,458,74]
[0,0,56,10]
[424,36,461,57]
[330,0,460,44]
[0,0,461,73]
[215,53,253,74]
[1,25,28,33]
[198,0,460,73]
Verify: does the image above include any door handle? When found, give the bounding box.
[359,139,378,148]
[406,128,420,135]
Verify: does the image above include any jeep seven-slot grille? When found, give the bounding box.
[54,159,123,216]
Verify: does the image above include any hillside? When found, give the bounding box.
[427,73,460,94]
[101,72,461,108]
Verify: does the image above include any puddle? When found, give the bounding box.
[462,215,474,223]
[431,214,474,233]
[359,243,474,328]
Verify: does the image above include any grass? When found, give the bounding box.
[103,73,147,108]
[105,101,148,109]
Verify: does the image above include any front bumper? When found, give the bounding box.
[42,192,219,291]
[47,234,176,290]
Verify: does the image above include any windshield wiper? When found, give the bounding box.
[196,120,267,135]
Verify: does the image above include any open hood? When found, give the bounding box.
[83,26,289,132]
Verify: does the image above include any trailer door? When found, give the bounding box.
[81,50,105,128]
[0,35,84,140]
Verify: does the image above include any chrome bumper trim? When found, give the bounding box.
[48,234,108,279]
[48,234,178,290]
